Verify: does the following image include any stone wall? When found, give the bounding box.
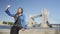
[0,28,60,34]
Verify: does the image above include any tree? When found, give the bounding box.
[3,21,7,24]
[8,22,13,25]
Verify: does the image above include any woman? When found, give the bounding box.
[5,5,27,34]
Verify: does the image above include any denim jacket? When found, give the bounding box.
[5,10,27,29]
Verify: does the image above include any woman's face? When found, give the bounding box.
[17,8,22,14]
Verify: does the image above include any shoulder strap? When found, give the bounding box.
[14,15,21,25]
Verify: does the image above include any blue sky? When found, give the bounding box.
[0,0,60,24]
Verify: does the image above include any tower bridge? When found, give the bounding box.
[0,8,60,34]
